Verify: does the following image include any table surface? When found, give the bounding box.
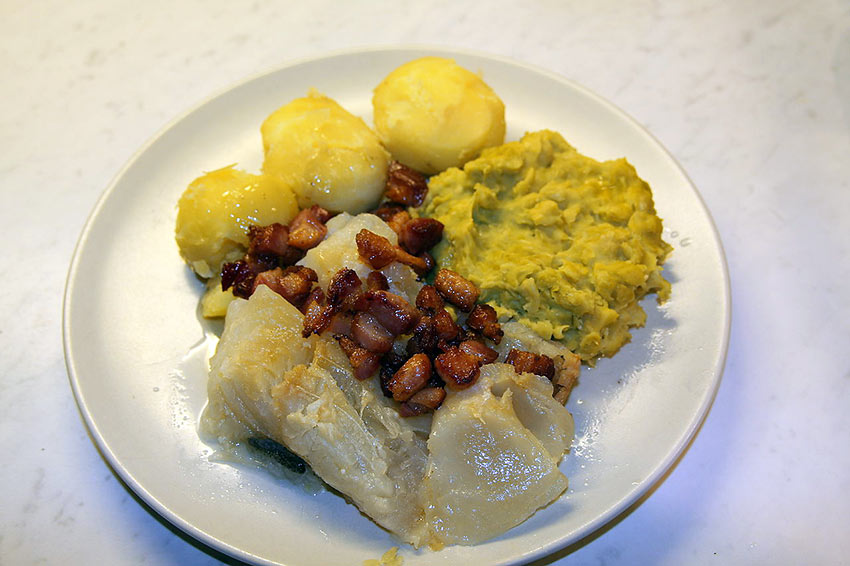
[2,1,849,564]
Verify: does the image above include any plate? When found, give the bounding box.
[63,47,730,566]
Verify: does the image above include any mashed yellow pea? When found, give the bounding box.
[261,91,390,213]
[422,130,672,362]
[372,57,505,175]
[175,165,298,278]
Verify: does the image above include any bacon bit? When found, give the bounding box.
[419,252,436,274]
[372,204,403,221]
[253,265,318,308]
[327,311,353,336]
[278,246,307,267]
[394,247,430,276]
[399,387,446,417]
[288,205,331,250]
[458,340,499,365]
[385,161,429,207]
[410,386,447,407]
[302,287,333,338]
[433,269,480,312]
[434,347,480,390]
[398,403,425,417]
[406,316,437,356]
[327,268,364,312]
[356,229,398,269]
[248,223,291,257]
[432,308,460,341]
[386,209,412,237]
[506,349,556,380]
[372,204,406,222]
[336,336,381,381]
[379,352,408,398]
[365,290,420,336]
[355,228,433,275]
[399,218,444,255]
[280,265,318,303]
[552,352,581,404]
[415,285,444,314]
[300,286,324,317]
[221,260,258,299]
[465,304,503,344]
[251,267,285,296]
[366,271,389,291]
[246,252,280,274]
[225,254,284,300]
[351,311,394,354]
[387,353,431,402]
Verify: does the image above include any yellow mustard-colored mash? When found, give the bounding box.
[422,130,672,362]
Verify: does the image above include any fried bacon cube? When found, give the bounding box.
[465,303,503,344]
[336,336,381,381]
[434,346,480,390]
[458,339,499,365]
[384,161,428,207]
[364,290,420,336]
[433,268,480,312]
[506,349,556,380]
[386,353,432,402]
[248,223,291,257]
[356,229,398,269]
[399,217,443,255]
[288,205,331,250]
[398,386,446,417]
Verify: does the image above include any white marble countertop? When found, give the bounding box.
[2,1,849,564]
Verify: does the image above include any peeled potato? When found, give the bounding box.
[175,166,299,278]
[261,91,390,214]
[372,57,505,174]
[199,275,234,318]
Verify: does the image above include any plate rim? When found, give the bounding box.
[63,44,731,566]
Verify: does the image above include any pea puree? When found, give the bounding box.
[422,130,672,362]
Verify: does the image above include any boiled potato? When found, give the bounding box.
[199,275,234,318]
[261,91,390,214]
[175,166,298,278]
[372,57,505,174]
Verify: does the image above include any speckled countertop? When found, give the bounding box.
[2,1,849,564]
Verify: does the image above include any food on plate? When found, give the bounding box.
[175,165,298,278]
[202,262,575,547]
[422,130,672,362]
[261,90,391,214]
[372,56,505,175]
[175,56,671,551]
[197,204,579,547]
[298,212,420,294]
[203,283,431,544]
[363,547,404,566]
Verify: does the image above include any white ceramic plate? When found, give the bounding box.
[64,47,730,566]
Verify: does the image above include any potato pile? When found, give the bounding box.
[175,56,506,298]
